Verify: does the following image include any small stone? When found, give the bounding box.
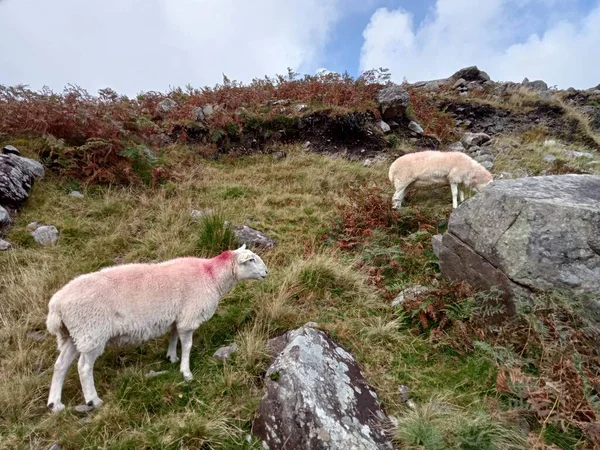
[2,145,20,155]
[31,225,59,246]
[447,141,466,152]
[392,284,436,307]
[543,154,557,163]
[74,404,93,413]
[213,343,238,362]
[302,141,311,151]
[376,120,391,133]
[202,104,215,118]
[475,154,494,164]
[0,239,12,251]
[294,104,308,113]
[190,209,211,222]
[363,159,373,167]
[272,151,287,160]
[480,160,494,170]
[0,205,11,230]
[192,106,205,122]
[69,191,84,199]
[408,121,424,134]
[459,91,468,97]
[452,78,467,89]
[48,444,60,450]
[26,330,45,341]
[26,221,41,232]
[462,132,491,149]
[233,225,276,249]
[563,150,594,159]
[156,98,177,114]
[145,370,169,378]
[304,322,319,328]
[398,385,411,403]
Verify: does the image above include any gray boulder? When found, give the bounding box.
[376,120,391,133]
[522,77,548,92]
[192,106,205,122]
[252,326,393,450]
[0,239,11,251]
[408,121,424,134]
[451,66,490,82]
[434,175,600,311]
[233,225,276,249]
[2,145,20,155]
[461,132,491,149]
[212,343,238,362]
[376,85,410,119]
[31,225,59,246]
[156,98,177,114]
[0,205,11,230]
[0,153,44,207]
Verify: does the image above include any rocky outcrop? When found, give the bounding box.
[377,85,410,120]
[252,326,393,450]
[434,175,600,311]
[0,150,45,208]
[234,225,276,249]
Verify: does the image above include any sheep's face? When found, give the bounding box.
[471,170,493,191]
[234,245,268,280]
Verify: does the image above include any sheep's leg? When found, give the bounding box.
[47,338,79,413]
[78,347,104,408]
[450,183,459,209]
[178,329,194,381]
[166,324,179,363]
[392,187,407,210]
[458,186,465,204]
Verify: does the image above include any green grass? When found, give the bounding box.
[1,140,597,449]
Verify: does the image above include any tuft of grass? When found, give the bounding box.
[195,212,240,257]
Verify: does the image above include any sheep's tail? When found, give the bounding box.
[46,303,69,349]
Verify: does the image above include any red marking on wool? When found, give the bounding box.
[199,251,233,280]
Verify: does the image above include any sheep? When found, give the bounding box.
[388,150,493,209]
[45,244,267,413]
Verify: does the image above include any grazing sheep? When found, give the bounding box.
[388,150,493,209]
[45,244,267,412]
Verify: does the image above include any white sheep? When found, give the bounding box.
[45,244,267,413]
[388,150,493,209]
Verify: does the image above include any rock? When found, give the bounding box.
[467,81,480,90]
[376,120,391,133]
[522,78,548,92]
[0,239,12,251]
[48,444,60,450]
[539,91,553,101]
[461,132,491,149]
[141,147,157,164]
[563,150,594,159]
[202,104,216,118]
[0,154,40,207]
[294,104,308,113]
[459,91,469,97]
[272,151,287,160]
[467,145,481,155]
[192,106,205,122]
[252,326,393,450]
[69,191,84,199]
[408,121,424,134]
[398,385,411,403]
[212,343,238,362]
[480,160,494,171]
[447,141,466,152]
[543,154,557,163]
[431,234,443,257]
[233,225,276,249]
[74,404,94,414]
[190,209,211,222]
[26,330,45,341]
[391,284,436,307]
[156,98,177,114]
[0,205,11,230]
[475,154,494,164]
[302,141,311,151]
[451,66,490,82]
[435,175,600,311]
[31,225,59,246]
[145,370,169,378]
[26,221,41,232]
[452,78,467,89]
[376,85,410,119]
[2,145,20,155]
[363,159,373,167]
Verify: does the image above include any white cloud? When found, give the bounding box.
[360,1,600,89]
[0,0,341,95]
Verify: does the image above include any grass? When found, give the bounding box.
[1,138,598,449]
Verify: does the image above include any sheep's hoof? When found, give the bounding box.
[48,401,65,413]
[182,372,194,381]
[166,355,179,363]
[86,398,104,408]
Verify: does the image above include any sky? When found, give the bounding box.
[0,0,599,96]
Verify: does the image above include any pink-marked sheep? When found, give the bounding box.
[388,150,493,209]
[45,244,267,412]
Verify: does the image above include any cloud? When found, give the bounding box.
[0,0,341,95]
[359,0,600,89]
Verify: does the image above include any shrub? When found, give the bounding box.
[194,213,240,257]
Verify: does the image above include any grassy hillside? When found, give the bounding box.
[1,73,600,449]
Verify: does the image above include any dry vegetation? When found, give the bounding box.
[1,74,600,449]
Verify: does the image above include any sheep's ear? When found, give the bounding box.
[236,243,247,252]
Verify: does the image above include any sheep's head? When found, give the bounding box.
[471,168,493,191]
[233,244,268,280]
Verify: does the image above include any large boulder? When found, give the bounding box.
[233,225,276,249]
[252,326,393,450]
[0,205,11,231]
[0,151,45,207]
[451,66,491,83]
[434,175,600,311]
[376,85,410,119]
